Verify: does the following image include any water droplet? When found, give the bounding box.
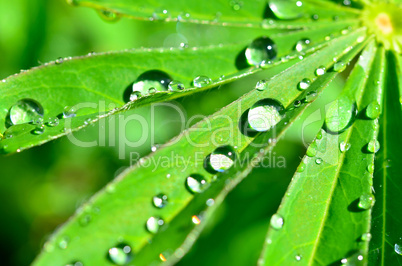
[46,117,59,127]
[168,80,185,91]
[9,99,44,125]
[297,162,306,172]
[340,251,365,265]
[312,14,319,20]
[245,37,277,66]
[269,0,304,20]
[230,0,243,11]
[55,57,64,64]
[315,158,323,165]
[248,99,285,132]
[395,243,402,255]
[334,61,347,72]
[306,141,317,157]
[129,91,141,101]
[367,163,375,174]
[79,214,91,226]
[148,87,157,94]
[293,100,302,108]
[208,146,236,172]
[305,91,317,102]
[316,130,323,140]
[295,254,302,261]
[270,213,284,229]
[358,193,375,210]
[193,76,212,88]
[66,261,83,266]
[340,142,351,153]
[58,236,69,249]
[256,80,268,91]
[32,125,45,135]
[159,253,167,262]
[366,101,381,119]
[361,233,372,241]
[146,216,164,234]
[132,70,171,94]
[315,66,326,76]
[298,79,311,90]
[108,243,133,265]
[367,140,380,153]
[192,215,201,225]
[186,174,209,193]
[325,96,357,134]
[295,39,311,52]
[153,193,168,208]
[63,106,76,118]
[206,198,215,206]
[98,9,120,22]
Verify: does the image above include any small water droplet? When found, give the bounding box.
[245,37,277,66]
[46,117,59,127]
[208,146,236,173]
[340,142,351,153]
[340,251,364,265]
[129,91,142,101]
[9,99,44,125]
[55,57,64,64]
[358,193,375,210]
[295,39,311,52]
[297,162,306,172]
[298,79,311,90]
[148,87,157,94]
[186,174,209,193]
[192,215,201,225]
[325,96,357,134]
[108,243,133,265]
[58,236,69,249]
[63,106,76,118]
[79,214,91,226]
[132,70,171,94]
[361,233,372,241]
[146,216,164,234]
[395,243,402,255]
[295,254,302,261]
[32,125,45,135]
[305,91,317,102]
[168,80,185,91]
[316,130,323,140]
[293,100,302,108]
[367,163,375,173]
[269,0,304,19]
[256,80,268,91]
[153,193,168,208]
[230,0,243,11]
[367,140,380,153]
[270,213,284,229]
[98,9,120,22]
[366,101,381,119]
[159,253,167,262]
[248,99,285,132]
[334,61,347,72]
[315,158,323,165]
[193,76,212,88]
[206,198,215,206]
[306,141,317,157]
[315,66,326,76]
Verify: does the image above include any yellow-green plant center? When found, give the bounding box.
[361,2,402,52]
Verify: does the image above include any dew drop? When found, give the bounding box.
[206,198,215,206]
[245,37,277,66]
[55,57,64,65]
[295,254,302,261]
[58,236,69,249]
[32,125,45,135]
[132,70,171,94]
[168,80,185,91]
[366,101,381,119]
[295,38,311,52]
[148,87,157,94]
[159,253,167,262]
[293,100,302,108]
[230,0,243,11]
[63,106,76,118]
[325,96,357,134]
[334,61,347,72]
[340,142,351,153]
[108,243,133,265]
[192,215,201,225]
[316,130,323,140]
[9,99,44,125]
[297,78,311,90]
[315,66,326,76]
[306,141,317,157]
[269,0,304,20]
[395,243,402,255]
[315,158,323,165]
[146,216,164,234]
[270,213,284,230]
[186,174,209,193]
[297,162,306,172]
[361,233,372,241]
[256,80,268,91]
[129,91,142,101]
[46,117,59,127]
[305,91,317,102]
[208,146,236,173]
[153,193,168,208]
[79,214,92,227]
[248,99,285,132]
[358,193,375,210]
[367,163,375,174]
[367,140,380,153]
[193,76,212,88]
[340,251,365,265]
[98,9,120,22]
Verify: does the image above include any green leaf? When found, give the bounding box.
[0,20,357,154]
[369,51,402,265]
[259,41,384,265]
[33,29,367,266]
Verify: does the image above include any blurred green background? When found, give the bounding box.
[0,0,345,265]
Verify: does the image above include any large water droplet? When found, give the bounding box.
[245,37,277,66]
[186,174,209,193]
[325,96,357,134]
[9,99,44,125]
[269,0,304,20]
[315,66,326,76]
[146,216,164,234]
[193,76,212,88]
[208,146,236,173]
[395,243,402,255]
[358,193,375,210]
[153,193,168,208]
[108,243,133,265]
[248,99,285,132]
[367,140,380,153]
[132,70,171,94]
[270,213,284,229]
[294,38,311,52]
[366,101,381,119]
